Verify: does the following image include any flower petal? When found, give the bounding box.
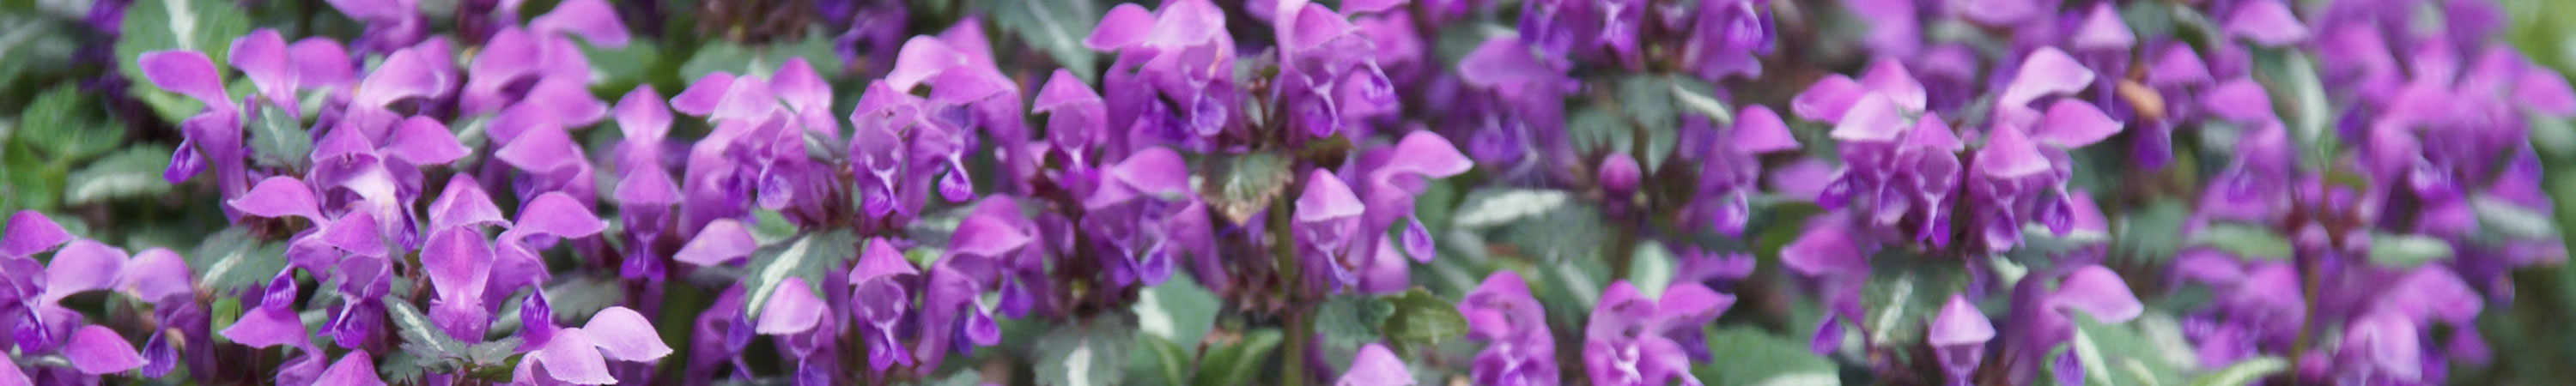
[1998,47,2094,109]
[138,51,229,107]
[1975,124,2050,178]
[1296,171,1366,222]
[44,240,130,301]
[118,248,193,303]
[849,238,920,283]
[2051,265,2143,323]
[422,228,495,301]
[1927,294,1994,346]
[1829,93,1908,142]
[1086,3,1157,50]
[514,192,606,239]
[429,175,507,231]
[614,164,683,206]
[2070,3,2134,51]
[2032,100,2122,148]
[2226,0,2308,46]
[1792,75,1868,122]
[755,278,828,335]
[496,124,582,173]
[230,178,325,223]
[383,117,469,165]
[1858,58,1927,112]
[2201,77,2278,124]
[582,306,674,362]
[533,329,617,384]
[316,351,386,386]
[675,219,756,266]
[1334,343,1414,386]
[1732,106,1800,154]
[2,210,74,258]
[222,306,309,349]
[531,0,630,46]
[671,73,737,117]
[65,325,146,375]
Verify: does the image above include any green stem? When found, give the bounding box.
[1271,190,1313,386]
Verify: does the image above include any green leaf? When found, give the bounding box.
[1136,274,1223,345]
[378,351,430,385]
[2188,224,2293,261]
[2111,199,2190,265]
[190,228,287,293]
[247,104,311,169]
[386,295,474,359]
[678,28,846,81]
[2064,315,2194,386]
[920,371,985,386]
[1449,188,1571,229]
[0,148,63,213]
[741,230,860,319]
[1200,151,1292,226]
[1861,251,1970,348]
[1378,288,1467,353]
[2472,196,2559,240]
[580,40,662,91]
[542,274,629,321]
[1498,203,1613,262]
[1035,316,1135,386]
[978,0,1101,77]
[1189,329,1284,386]
[64,145,174,205]
[1692,327,1841,386]
[1127,335,1192,386]
[17,84,125,160]
[115,0,251,121]
[1314,295,1394,353]
[1630,241,1678,298]
[2186,356,2287,386]
[2366,233,2454,268]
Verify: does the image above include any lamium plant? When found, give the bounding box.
[0,0,2571,384]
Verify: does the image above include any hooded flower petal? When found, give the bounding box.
[226,178,322,221]
[1297,171,1366,223]
[530,0,630,46]
[44,240,129,300]
[532,328,617,384]
[1335,343,1415,386]
[2225,1,2308,46]
[138,51,229,107]
[755,278,828,335]
[582,306,673,361]
[2201,78,2276,124]
[671,73,736,116]
[65,325,147,375]
[384,117,469,165]
[1976,125,2050,178]
[2,211,73,258]
[117,248,192,302]
[1731,106,1800,154]
[676,219,756,266]
[1998,48,2095,108]
[316,351,387,386]
[430,175,507,231]
[514,192,606,238]
[616,86,672,142]
[222,305,309,348]
[422,228,494,301]
[2033,100,2122,148]
[2052,266,2143,323]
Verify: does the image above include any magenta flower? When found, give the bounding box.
[1583,280,1733,386]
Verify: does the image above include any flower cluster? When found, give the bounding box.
[0,0,2567,383]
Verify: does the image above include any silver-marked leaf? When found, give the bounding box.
[1200,151,1292,226]
[115,0,252,122]
[1379,287,1467,354]
[979,0,1101,78]
[386,295,473,360]
[1189,329,1283,386]
[1692,327,1841,386]
[741,229,859,319]
[2188,224,2292,261]
[1035,316,1134,386]
[190,228,286,293]
[2366,233,2454,268]
[247,104,311,169]
[1450,189,1571,229]
[1135,274,1221,345]
[64,145,174,205]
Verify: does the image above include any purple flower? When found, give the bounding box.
[1086,0,1242,152]
[1929,294,1993,386]
[848,239,920,371]
[1459,272,1558,386]
[1583,280,1733,386]
[512,293,673,385]
[1335,343,1416,386]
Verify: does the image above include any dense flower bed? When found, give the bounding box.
[0,0,2572,384]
